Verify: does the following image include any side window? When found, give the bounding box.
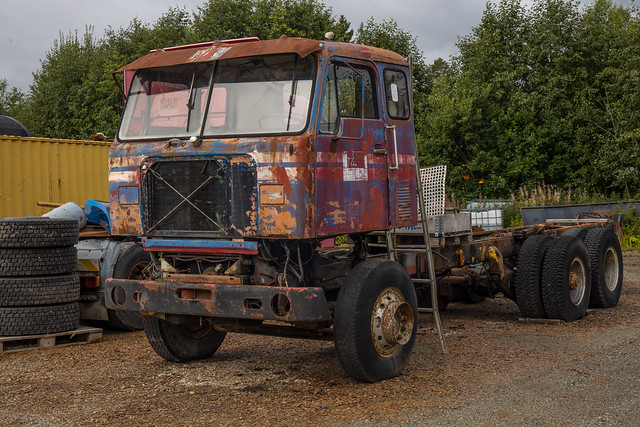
[384,69,410,120]
[320,62,378,133]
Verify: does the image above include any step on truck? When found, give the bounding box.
[104,36,623,382]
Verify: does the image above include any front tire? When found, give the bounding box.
[107,244,151,331]
[334,258,418,383]
[144,316,226,362]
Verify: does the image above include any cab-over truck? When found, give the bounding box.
[104,36,623,382]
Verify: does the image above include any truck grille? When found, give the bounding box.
[141,156,256,238]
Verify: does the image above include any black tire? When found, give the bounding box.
[584,228,623,308]
[0,217,78,248]
[107,244,152,331]
[415,285,449,310]
[541,236,591,321]
[0,302,80,336]
[334,258,418,383]
[0,247,77,276]
[0,274,80,306]
[515,235,554,318]
[561,228,589,240]
[144,316,226,362]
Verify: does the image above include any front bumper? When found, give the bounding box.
[104,278,332,323]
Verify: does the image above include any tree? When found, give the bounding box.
[0,79,25,118]
[192,0,353,42]
[421,0,640,200]
[25,29,106,139]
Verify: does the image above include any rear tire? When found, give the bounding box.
[584,229,623,308]
[541,236,591,321]
[107,244,151,331]
[144,317,226,362]
[334,258,418,382]
[515,235,553,318]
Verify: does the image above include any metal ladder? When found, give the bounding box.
[384,167,446,354]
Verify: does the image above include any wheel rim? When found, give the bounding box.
[568,256,587,306]
[370,287,415,357]
[128,261,152,280]
[604,247,620,292]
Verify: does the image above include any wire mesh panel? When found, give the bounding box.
[465,200,510,231]
[420,165,447,216]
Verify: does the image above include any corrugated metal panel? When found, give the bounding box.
[0,136,111,218]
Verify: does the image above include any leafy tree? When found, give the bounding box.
[25,29,106,139]
[421,0,640,200]
[0,79,25,118]
[24,9,195,139]
[192,0,353,42]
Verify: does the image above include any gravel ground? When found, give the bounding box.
[1,254,639,426]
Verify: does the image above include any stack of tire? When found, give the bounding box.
[515,228,623,321]
[0,217,80,336]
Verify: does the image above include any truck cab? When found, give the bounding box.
[105,36,420,382]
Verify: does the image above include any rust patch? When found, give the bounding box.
[273,166,294,196]
[260,206,298,235]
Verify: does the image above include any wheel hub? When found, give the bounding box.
[569,256,586,306]
[604,247,620,292]
[371,287,415,357]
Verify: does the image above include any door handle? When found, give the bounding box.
[373,148,387,155]
[386,124,399,170]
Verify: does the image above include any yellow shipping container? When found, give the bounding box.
[0,135,110,218]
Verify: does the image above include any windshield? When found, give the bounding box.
[118,54,315,141]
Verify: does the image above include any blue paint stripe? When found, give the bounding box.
[110,166,139,172]
[143,238,258,251]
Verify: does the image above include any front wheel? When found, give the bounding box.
[144,316,226,362]
[107,244,152,331]
[334,258,418,383]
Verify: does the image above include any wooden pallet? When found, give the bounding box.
[0,326,103,354]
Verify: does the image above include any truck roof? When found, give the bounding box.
[116,35,408,73]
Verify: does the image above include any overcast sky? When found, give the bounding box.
[0,0,631,91]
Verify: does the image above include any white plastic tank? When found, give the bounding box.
[43,202,87,229]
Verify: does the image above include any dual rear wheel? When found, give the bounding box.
[515,229,623,321]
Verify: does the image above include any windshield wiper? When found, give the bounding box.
[186,66,197,132]
[286,55,299,132]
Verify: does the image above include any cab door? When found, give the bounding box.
[381,67,417,228]
[315,59,389,236]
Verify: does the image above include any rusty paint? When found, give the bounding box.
[105,278,332,322]
[259,206,298,235]
[116,36,406,73]
[272,166,294,196]
[259,184,285,205]
[164,273,242,285]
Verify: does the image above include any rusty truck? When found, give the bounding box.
[104,36,623,382]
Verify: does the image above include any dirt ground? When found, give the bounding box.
[2,254,640,426]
